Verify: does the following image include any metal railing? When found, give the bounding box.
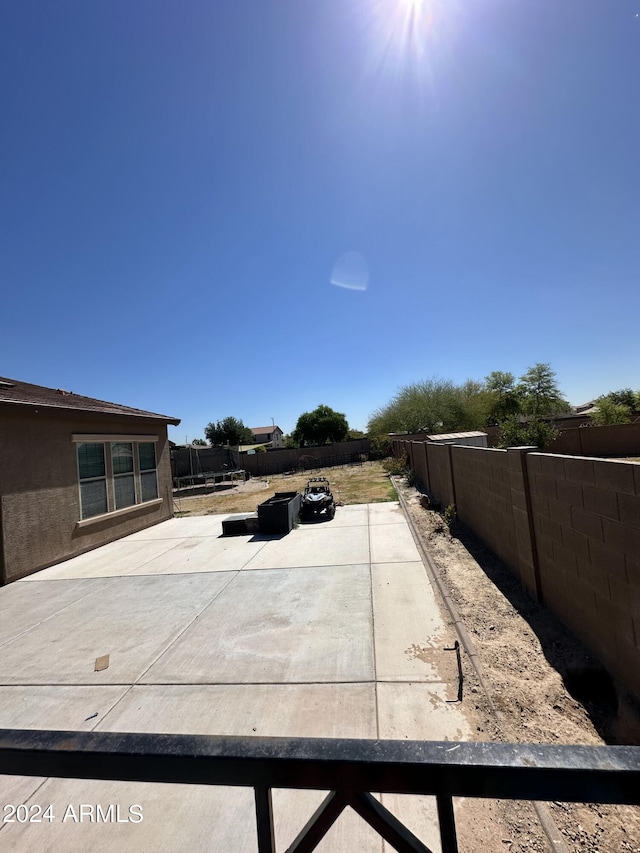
[1,729,639,853]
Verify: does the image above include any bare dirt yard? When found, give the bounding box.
[171,460,396,516]
[396,476,640,853]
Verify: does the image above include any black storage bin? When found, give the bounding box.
[257,491,302,534]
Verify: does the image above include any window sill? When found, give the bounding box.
[76,498,163,529]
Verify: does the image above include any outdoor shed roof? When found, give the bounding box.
[427,431,487,441]
[0,377,180,424]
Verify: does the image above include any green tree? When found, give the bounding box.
[595,388,637,409]
[496,363,569,449]
[292,405,349,446]
[517,363,570,417]
[204,417,253,446]
[485,371,522,424]
[367,377,489,439]
[191,438,207,446]
[453,378,493,430]
[369,434,392,458]
[591,398,632,425]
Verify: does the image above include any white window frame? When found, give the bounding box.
[111,441,138,511]
[73,435,162,526]
[76,442,109,520]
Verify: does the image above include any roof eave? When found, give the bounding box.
[0,398,181,426]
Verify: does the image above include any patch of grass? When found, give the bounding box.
[173,461,395,516]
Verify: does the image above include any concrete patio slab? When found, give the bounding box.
[126,535,269,575]
[124,514,228,539]
[0,775,49,821]
[0,777,260,853]
[369,522,421,564]
[372,562,455,682]
[0,502,478,852]
[0,578,113,645]
[142,565,374,684]
[0,685,130,731]
[377,682,471,742]
[0,573,235,684]
[18,538,189,580]
[97,682,383,852]
[367,502,406,524]
[243,525,370,569]
[0,684,132,816]
[298,505,369,528]
[98,683,376,738]
[378,682,472,853]
[377,679,465,853]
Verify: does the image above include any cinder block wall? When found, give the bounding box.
[527,453,640,699]
[544,430,582,455]
[451,447,519,578]
[425,443,455,508]
[411,441,429,490]
[546,422,640,457]
[0,411,174,583]
[395,439,409,464]
[578,423,640,457]
[392,437,640,702]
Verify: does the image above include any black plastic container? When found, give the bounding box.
[257,491,302,534]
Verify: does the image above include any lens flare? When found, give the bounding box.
[331,252,369,292]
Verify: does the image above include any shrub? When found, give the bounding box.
[498,416,558,450]
[443,503,457,528]
[382,454,408,476]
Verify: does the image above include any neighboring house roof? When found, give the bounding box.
[251,426,282,434]
[0,376,180,424]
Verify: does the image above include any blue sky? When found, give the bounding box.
[2,0,638,442]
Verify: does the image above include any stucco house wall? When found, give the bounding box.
[0,383,179,584]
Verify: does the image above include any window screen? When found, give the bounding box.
[77,443,107,519]
[78,443,105,480]
[139,443,158,501]
[138,442,156,471]
[80,479,108,519]
[112,442,134,474]
[114,473,136,509]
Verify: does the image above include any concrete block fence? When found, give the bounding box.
[392,438,640,702]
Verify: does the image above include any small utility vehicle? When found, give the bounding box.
[299,477,336,521]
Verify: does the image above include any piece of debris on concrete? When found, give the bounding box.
[94,654,110,672]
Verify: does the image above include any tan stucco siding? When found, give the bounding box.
[0,409,174,583]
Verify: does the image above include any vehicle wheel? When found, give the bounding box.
[327,503,335,520]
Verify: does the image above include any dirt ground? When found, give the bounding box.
[395,476,640,853]
[171,460,396,515]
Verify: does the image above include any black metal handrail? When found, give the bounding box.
[1,729,639,853]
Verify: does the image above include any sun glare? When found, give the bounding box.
[361,0,444,91]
